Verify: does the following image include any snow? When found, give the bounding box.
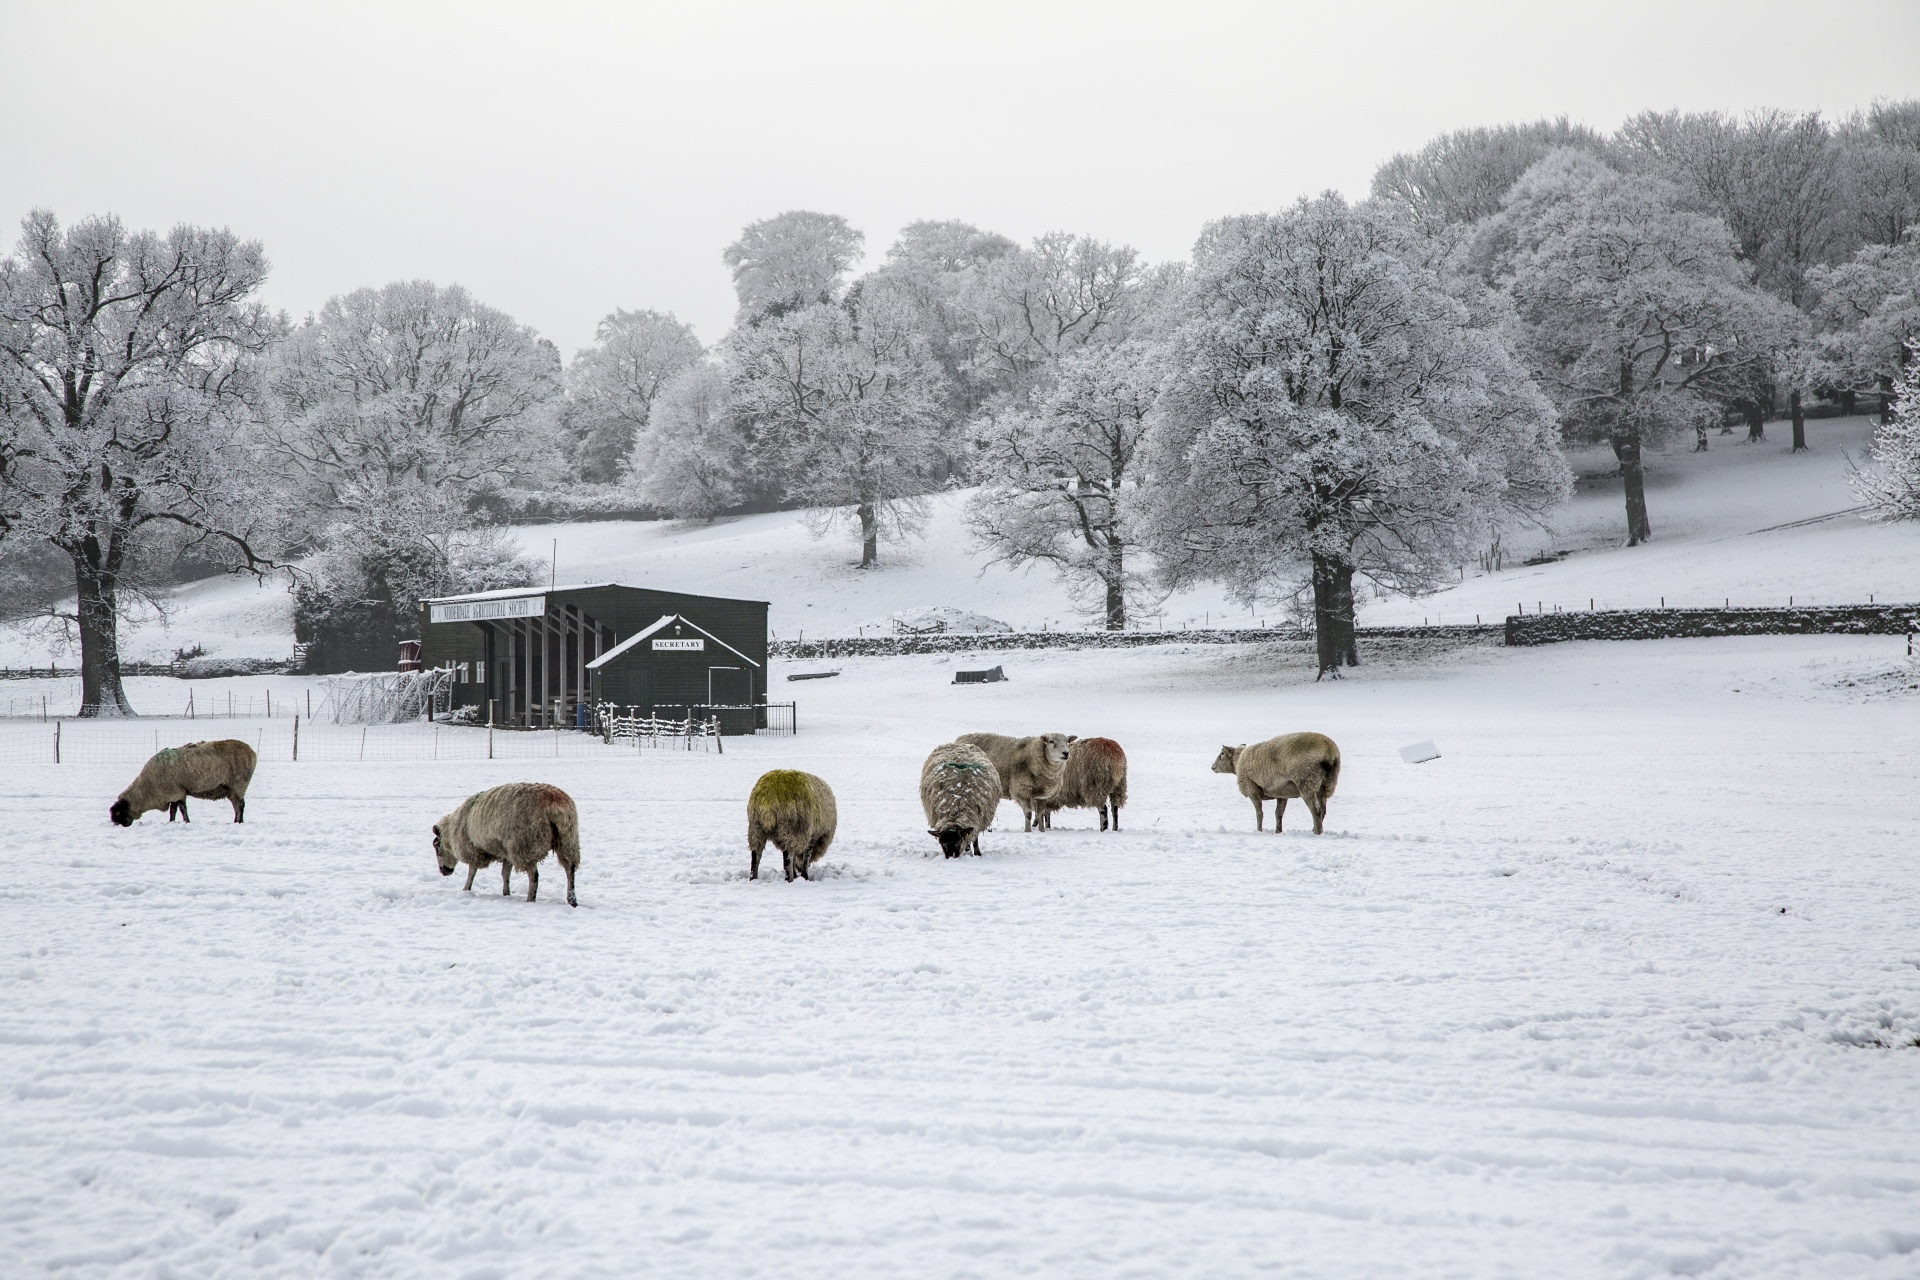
[4,633,1919,1277]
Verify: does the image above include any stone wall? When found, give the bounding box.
[771,624,1500,660]
[1505,605,1920,646]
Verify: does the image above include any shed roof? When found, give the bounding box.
[586,614,761,671]
[422,581,769,607]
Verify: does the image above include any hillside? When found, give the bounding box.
[1,415,1913,667]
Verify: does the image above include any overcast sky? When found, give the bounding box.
[4,0,1918,356]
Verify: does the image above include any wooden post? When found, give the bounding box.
[307,689,312,718]
[266,689,272,719]
[54,720,60,764]
[359,726,367,760]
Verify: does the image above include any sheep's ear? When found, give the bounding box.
[927,829,939,837]
[1067,735,1078,742]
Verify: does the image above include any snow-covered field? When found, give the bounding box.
[5,634,1920,1278]
[7,415,1911,670]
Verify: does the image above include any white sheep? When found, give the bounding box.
[1212,733,1342,834]
[955,731,1075,832]
[434,782,581,907]
[920,742,1002,858]
[110,740,257,826]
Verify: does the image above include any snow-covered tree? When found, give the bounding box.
[960,232,1145,402]
[265,280,563,530]
[0,211,281,715]
[724,211,864,326]
[1139,194,1569,676]
[263,281,561,667]
[628,361,759,518]
[969,340,1162,629]
[1853,347,1920,520]
[564,308,702,483]
[1371,117,1605,228]
[728,282,950,567]
[1808,231,1920,421]
[1498,152,1798,544]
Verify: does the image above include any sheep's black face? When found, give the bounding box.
[109,799,133,827]
[433,825,455,876]
[931,825,973,858]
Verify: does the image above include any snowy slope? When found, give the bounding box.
[2,635,1918,1277]
[1,416,1914,668]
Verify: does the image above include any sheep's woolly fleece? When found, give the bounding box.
[3,634,1918,1279]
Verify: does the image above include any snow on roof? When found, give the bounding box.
[422,582,619,605]
[586,614,761,671]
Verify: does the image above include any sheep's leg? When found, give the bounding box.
[748,827,765,880]
[178,799,191,823]
[501,862,512,896]
[231,795,245,823]
[1022,801,1034,833]
[1274,797,1287,833]
[783,849,795,883]
[526,863,539,903]
[562,859,577,908]
[1099,801,1110,832]
[1110,797,1120,833]
[1252,797,1263,831]
[463,862,479,892]
[1305,790,1326,835]
[166,802,177,822]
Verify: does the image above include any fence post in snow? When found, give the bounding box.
[293,715,299,761]
[54,721,60,764]
[359,727,367,761]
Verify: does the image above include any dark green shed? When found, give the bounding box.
[418,583,769,729]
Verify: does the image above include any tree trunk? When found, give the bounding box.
[73,549,135,717]
[857,502,878,568]
[1613,429,1652,546]
[1790,389,1806,452]
[1745,402,1765,442]
[1310,553,1359,678]
[1880,375,1895,424]
[1840,388,1856,417]
[1103,536,1125,631]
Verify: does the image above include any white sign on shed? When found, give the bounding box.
[652,638,705,651]
[429,594,545,624]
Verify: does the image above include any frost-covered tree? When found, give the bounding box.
[263,281,561,667]
[1852,348,1920,520]
[265,280,562,527]
[960,232,1144,401]
[564,308,702,483]
[969,340,1162,629]
[1808,231,1920,421]
[0,211,280,715]
[729,282,950,566]
[724,212,864,326]
[628,361,760,518]
[1836,100,1920,248]
[1498,152,1798,544]
[868,220,1019,426]
[1371,117,1605,227]
[1613,109,1846,308]
[1139,195,1569,676]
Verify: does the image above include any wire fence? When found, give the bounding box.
[0,719,737,766]
[0,683,326,721]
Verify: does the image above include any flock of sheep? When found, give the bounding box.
[104,729,1343,907]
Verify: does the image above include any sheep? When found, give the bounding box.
[1211,733,1342,834]
[920,742,1002,858]
[1032,736,1129,831]
[109,739,257,827]
[747,769,838,882]
[433,782,580,907]
[955,731,1075,832]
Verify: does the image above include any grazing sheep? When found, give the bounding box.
[109,739,257,827]
[433,783,581,907]
[955,731,1075,832]
[920,742,1002,858]
[747,769,838,882]
[1212,733,1342,834]
[1033,736,1129,831]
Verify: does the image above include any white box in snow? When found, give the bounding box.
[1399,740,1442,764]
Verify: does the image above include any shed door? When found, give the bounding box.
[709,666,751,705]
